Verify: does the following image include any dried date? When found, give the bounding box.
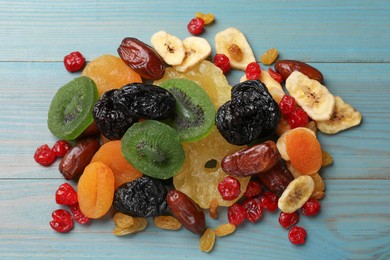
[118,37,165,80]
[257,160,294,197]
[275,60,324,83]
[222,141,281,177]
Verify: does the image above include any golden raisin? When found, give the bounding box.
[310,173,326,200]
[195,12,215,24]
[260,48,278,65]
[228,44,243,61]
[321,149,333,167]
[199,228,216,253]
[113,212,134,228]
[214,223,236,237]
[113,217,148,236]
[153,216,182,230]
[209,198,219,219]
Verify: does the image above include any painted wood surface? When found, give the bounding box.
[0,0,389,259]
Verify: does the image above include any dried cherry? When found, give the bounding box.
[242,198,263,223]
[55,183,78,206]
[279,211,299,228]
[228,203,247,225]
[259,191,278,212]
[217,176,241,201]
[114,176,168,217]
[50,209,74,233]
[288,226,307,245]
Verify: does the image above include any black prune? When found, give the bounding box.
[113,176,168,217]
[119,83,176,120]
[92,89,137,140]
[216,80,281,145]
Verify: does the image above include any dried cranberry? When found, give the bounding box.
[268,67,283,83]
[286,107,309,129]
[259,191,278,212]
[279,95,296,116]
[218,176,241,201]
[288,226,307,245]
[301,198,321,216]
[243,181,262,199]
[279,211,299,228]
[34,144,56,166]
[187,18,205,35]
[70,203,90,224]
[63,51,86,72]
[228,203,247,225]
[50,209,74,233]
[242,198,263,223]
[214,54,231,73]
[52,140,72,157]
[55,183,78,206]
[245,62,261,80]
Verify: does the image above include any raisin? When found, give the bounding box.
[119,83,176,120]
[93,89,137,140]
[216,80,281,145]
[117,37,165,80]
[114,176,168,217]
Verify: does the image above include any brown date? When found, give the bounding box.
[117,37,165,80]
[59,137,100,180]
[221,141,281,177]
[166,190,206,234]
[257,160,294,197]
[275,60,324,83]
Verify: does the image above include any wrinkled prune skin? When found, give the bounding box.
[119,83,176,120]
[114,176,168,217]
[93,89,137,140]
[216,80,281,145]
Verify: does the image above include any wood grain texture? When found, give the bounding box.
[0,0,389,259]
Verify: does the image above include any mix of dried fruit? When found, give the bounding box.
[37,11,363,253]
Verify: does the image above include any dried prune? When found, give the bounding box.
[216,80,281,145]
[114,176,168,217]
[119,83,176,120]
[92,89,137,140]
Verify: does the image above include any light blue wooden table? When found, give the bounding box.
[0,1,389,259]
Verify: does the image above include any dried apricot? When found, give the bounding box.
[82,54,142,96]
[77,162,115,219]
[285,128,322,175]
[91,141,142,189]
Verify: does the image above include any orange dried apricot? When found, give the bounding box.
[77,161,115,219]
[91,140,142,189]
[82,54,142,96]
[285,128,322,175]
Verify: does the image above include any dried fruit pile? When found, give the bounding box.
[35,12,363,252]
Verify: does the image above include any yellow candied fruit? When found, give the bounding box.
[195,12,215,24]
[260,48,279,65]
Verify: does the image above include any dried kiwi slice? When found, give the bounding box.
[48,76,99,140]
[160,78,215,142]
[121,120,185,179]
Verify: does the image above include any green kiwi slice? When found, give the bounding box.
[48,76,99,140]
[159,78,215,142]
[121,120,185,179]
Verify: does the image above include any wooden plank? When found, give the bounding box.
[0,61,388,180]
[0,0,389,63]
[0,179,389,259]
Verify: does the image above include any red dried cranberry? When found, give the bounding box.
[245,62,261,80]
[243,181,262,199]
[55,183,78,206]
[218,176,241,201]
[242,198,263,223]
[50,209,74,233]
[34,144,56,166]
[288,226,307,245]
[71,203,90,224]
[286,107,309,129]
[279,211,299,228]
[214,54,231,73]
[279,95,296,116]
[259,191,278,212]
[228,203,247,225]
[63,51,86,72]
[52,140,72,157]
[187,18,205,35]
[268,67,283,83]
[301,198,321,216]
